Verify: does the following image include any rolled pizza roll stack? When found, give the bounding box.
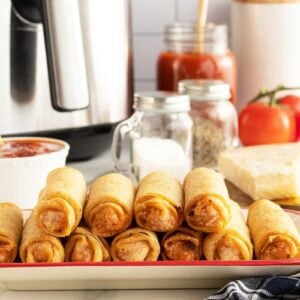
[203,200,253,260]
[35,167,87,237]
[20,212,64,263]
[247,199,300,260]
[111,227,160,261]
[0,203,23,263]
[135,172,184,232]
[65,227,110,262]
[184,168,231,232]
[161,226,202,261]
[84,173,135,237]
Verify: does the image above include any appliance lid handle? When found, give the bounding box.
[40,0,89,112]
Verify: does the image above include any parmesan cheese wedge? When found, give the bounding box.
[218,143,300,202]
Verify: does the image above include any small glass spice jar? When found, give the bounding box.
[112,91,193,183]
[179,79,239,169]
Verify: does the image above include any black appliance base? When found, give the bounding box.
[4,124,114,161]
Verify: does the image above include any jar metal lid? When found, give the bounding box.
[178,79,231,101]
[133,91,190,112]
[165,22,227,44]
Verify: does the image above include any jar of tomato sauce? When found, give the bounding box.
[157,23,237,104]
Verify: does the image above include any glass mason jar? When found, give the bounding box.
[157,23,237,104]
[112,91,193,183]
[179,79,238,169]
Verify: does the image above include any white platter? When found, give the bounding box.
[0,210,300,291]
[1,260,300,291]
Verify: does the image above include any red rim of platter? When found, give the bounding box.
[1,209,299,269]
[1,259,300,269]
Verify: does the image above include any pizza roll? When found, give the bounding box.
[135,172,184,232]
[35,167,87,237]
[161,226,202,261]
[111,227,160,261]
[0,202,23,263]
[247,199,300,260]
[184,168,231,232]
[203,200,253,260]
[65,227,110,262]
[84,173,135,237]
[20,212,64,263]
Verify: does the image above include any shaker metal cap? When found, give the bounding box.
[134,91,190,112]
[178,80,231,101]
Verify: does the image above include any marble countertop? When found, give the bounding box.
[0,288,217,300]
[68,147,114,185]
[0,147,218,300]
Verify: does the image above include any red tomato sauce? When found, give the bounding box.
[157,51,237,104]
[0,140,64,158]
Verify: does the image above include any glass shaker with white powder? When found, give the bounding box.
[179,79,239,169]
[112,91,193,183]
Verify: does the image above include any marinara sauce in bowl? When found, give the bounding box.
[0,137,70,209]
[0,139,64,158]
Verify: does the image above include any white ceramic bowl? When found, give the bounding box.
[0,137,70,209]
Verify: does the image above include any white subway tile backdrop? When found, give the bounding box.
[132,0,230,92]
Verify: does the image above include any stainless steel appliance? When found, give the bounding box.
[0,0,133,160]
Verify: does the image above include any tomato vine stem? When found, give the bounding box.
[250,85,300,106]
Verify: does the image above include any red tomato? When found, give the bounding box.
[279,95,300,112]
[279,95,300,141]
[239,103,296,146]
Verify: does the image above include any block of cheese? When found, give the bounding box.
[218,143,300,203]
